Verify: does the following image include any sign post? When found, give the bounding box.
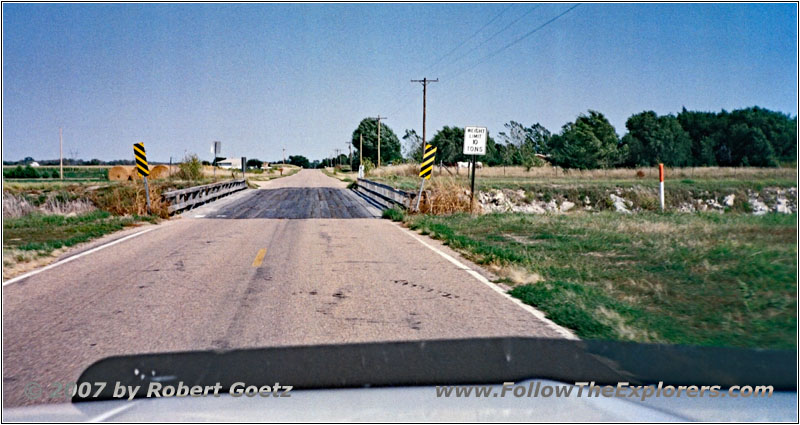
[133,143,151,215]
[358,134,365,179]
[415,144,437,211]
[463,126,487,213]
[211,141,221,178]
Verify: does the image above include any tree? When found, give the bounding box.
[727,124,778,167]
[402,129,424,162]
[727,107,795,164]
[677,106,794,167]
[622,111,692,166]
[498,121,550,169]
[548,110,620,169]
[246,158,263,168]
[350,118,402,167]
[287,155,310,168]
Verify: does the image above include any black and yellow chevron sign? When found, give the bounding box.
[133,143,149,177]
[419,144,437,180]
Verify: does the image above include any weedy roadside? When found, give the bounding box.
[400,211,796,350]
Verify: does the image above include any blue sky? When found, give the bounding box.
[2,3,797,162]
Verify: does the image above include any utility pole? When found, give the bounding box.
[59,128,63,180]
[411,78,438,158]
[282,148,286,165]
[373,115,387,168]
[347,141,352,169]
[359,133,363,165]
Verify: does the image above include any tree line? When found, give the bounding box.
[344,106,796,169]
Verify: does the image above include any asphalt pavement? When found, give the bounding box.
[2,170,571,407]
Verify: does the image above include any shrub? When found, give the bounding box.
[361,157,375,176]
[176,154,203,181]
[521,153,545,171]
[4,165,41,179]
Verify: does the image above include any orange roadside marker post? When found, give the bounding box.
[659,163,665,211]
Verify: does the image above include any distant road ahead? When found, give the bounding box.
[3,170,570,407]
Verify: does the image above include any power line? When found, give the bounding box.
[387,90,418,117]
[384,5,515,118]
[421,4,513,74]
[434,5,542,77]
[442,4,581,83]
[383,4,579,125]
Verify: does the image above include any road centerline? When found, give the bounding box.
[252,248,267,267]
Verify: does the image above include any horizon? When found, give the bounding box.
[2,3,797,162]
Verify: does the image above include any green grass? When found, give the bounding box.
[405,211,797,349]
[382,207,405,222]
[3,210,156,254]
[3,166,110,180]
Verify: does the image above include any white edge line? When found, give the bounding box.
[393,222,578,340]
[3,227,156,286]
[88,400,139,422]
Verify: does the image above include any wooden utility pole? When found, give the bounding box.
[374,115,387,168]
[59,128,63,180]
[359,133,363,165]
[347,141,352,169]
[282,148,286,165]
[411,78,438,158]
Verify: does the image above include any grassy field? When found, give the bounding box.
[365,165,796,216]
[403,211,797,349]
[3,165,111,180]
[368,165,797,192]
[4,210,155,253]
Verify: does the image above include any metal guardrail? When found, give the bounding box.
[162,179,247,214]
[355,178,425,210]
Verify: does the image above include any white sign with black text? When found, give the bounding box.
[463,126,487,155]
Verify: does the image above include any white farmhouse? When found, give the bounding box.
[216,157,242,169]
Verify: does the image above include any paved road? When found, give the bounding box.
[3,170,570,407]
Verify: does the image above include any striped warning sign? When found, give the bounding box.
[133,143,149,177]
[419,144,437,179]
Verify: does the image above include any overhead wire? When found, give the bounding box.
[441,4,581,83]
[421,4,514,74]
[385,4,516,117]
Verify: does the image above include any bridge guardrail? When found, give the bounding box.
[355,178,425,210]
[162,179,247,214]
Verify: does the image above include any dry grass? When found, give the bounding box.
[369,164,420,178]
[372,164,796,181]
[90,182,171,218]
[415,177,475,215]
[2,192,96,218]
[2,246,72,280]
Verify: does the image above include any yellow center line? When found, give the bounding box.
[252,248,267,267]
